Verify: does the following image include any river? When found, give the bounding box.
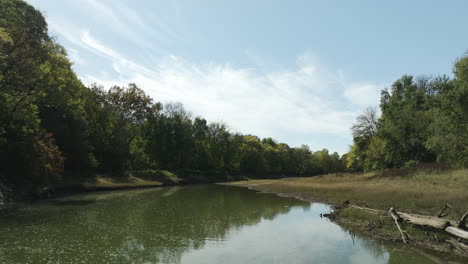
[0,185,463,263]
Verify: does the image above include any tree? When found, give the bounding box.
[1,0,347,190]
[378,75,435,167]
[240,136,268,175]
[351,107,378,145]
[363,136,386,170]
[0,0,69,187]
[192,117,211,170]
[146,102,194,169]
[426,57,468,167]
[88,84,154,172]
[0,0,51,135]
[349,107,379,171]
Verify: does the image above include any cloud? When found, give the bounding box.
[73,34,384,154]
[80,47,354,135]
[46,26,383,153]
[344,82,385,106]
[79,0,150,46]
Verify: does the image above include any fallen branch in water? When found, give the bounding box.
[332,201,468,249]
[389,207,408,244]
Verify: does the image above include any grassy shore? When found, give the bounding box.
[57,170,183,192]
[227,169,468,215]
[226,168,468,256]
[81,176,165,190]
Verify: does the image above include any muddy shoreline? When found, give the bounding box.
[224,182,468,260]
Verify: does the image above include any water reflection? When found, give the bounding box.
[0,185,463,263]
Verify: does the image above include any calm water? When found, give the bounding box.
[0,185,463,264]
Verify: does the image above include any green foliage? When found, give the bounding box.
[129,136,155,170]
[348,56,468,171]
[87,84,155,172]
[425,58,468,167]
[0,0,69,187]
[379,75,435,167]
[363,136,387,171]
[349,107,379,171]
[2,0,466,194]
[13,0,468,192]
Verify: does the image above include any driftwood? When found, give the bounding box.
[389,208,408,244]
[437,204,451,218]
[343,202,468,243]
[445,226,468,240]
[397,211,456,229]
[459,212,468,229]
[447,239,468,252]
[350,204,384,214]
[396,212,468,240]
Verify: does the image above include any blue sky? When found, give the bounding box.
[28,0,468,154]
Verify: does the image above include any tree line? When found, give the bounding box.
[2,0,466,191]
[0,0,345,190]
[347,57,468,171]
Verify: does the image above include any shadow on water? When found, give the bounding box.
[0,184,465,264]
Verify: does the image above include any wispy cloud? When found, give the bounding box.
[73,32,383,153]
[79,0,150,46]
[344,82,385,107]
[77,0,183,49]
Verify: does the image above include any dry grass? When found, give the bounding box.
[227,169,468,251]
[228,169,468,218]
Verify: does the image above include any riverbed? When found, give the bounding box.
[0,185,462,263]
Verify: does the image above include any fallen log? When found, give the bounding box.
[397,212,454,229]
[445,226,468,240]
[344,203,468,242]
[396,212,468,240]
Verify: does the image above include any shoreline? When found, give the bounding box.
[1,169,239,204]
[0,176,187,205]
[224,179,468,259]
[2,176,468,259]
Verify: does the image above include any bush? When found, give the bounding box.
[403,160,418,168]
[130,170,179,184]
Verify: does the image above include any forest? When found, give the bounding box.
[0,0,345,192]
[0,0,467,193]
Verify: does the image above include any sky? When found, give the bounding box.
[28,0,468,154]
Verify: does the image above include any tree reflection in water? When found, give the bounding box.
[0,185,463,264]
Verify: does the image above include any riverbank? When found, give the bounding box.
[0,170,176,202]
[59,170,182,192]
[1,169,247,203]
[225,168,468,258]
